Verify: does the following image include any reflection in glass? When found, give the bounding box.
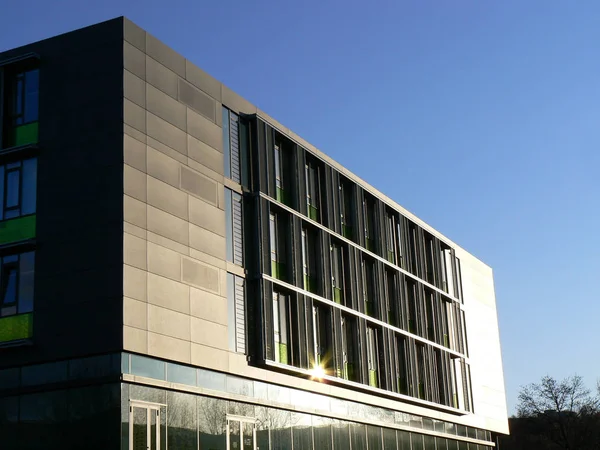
[229,420,240,450]
[228,400,255,417]
[150,408,158,450]
[411,432,424,450]
[167,362,196,386]
[199,397,226,450]
[423,433,436,450]
[350,422,367,450]
[269,409,292,450]
[312,415,332,450]
[130,384,166,404]
[255,406,270,450]
[131,354,165,380]
[243,421,254,450]
[227,375,254,397]
[382,427,397,450]
[397,430,411,450]
[21,158,37,215]
[292,412,313,450]
[436,436,448,450]
[168,391,197,449]
[447,438,459,450]
[332,419,350,450]
[458,440,468,450]
[367,425,383,450]
[133,407,147,450]
[198,368,226,391]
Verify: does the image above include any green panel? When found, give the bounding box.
[366,238,375,252]
[333,288,342,304]
[418,382,425,399]
[387,311,396,327]
[0,215,36,244]
[0,313,33,343]
[369,370,378,387]
[342,225,353,239]
[13,122,39,147]
[271,261,286,280]
[444,334,449,348]
[344,363,355,381]
[365,300,375,317]
[278,343,288,365]
[276,187,287,204]
[308,205,318,221]
[387,251,395,264]
[304,275,317,293]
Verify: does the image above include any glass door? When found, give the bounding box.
[227,416,256,450]
[130,402,161,450]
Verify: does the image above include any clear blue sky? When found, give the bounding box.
[2,0,599,415]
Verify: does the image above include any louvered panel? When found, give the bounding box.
[234,276,246,353]
[230,112,241,183]
[232,193,243,266]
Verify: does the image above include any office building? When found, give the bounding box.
[0,17,508,450]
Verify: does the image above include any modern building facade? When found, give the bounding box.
[0,17,508,450]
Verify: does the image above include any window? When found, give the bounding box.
[227,273,246,353]
[0,251,35,344]
[305,156,319,221]
[273,138,288,204]
[222,108,249,186]
[225,189,243,265]
[440,245,454,295]
[0,158,37,221]
[312,304,332,372]
[363,194,377,253]
[339,178,354,240]
[361,257,377,318]
[269,212,287,280]
[405,279,418,335]
[407,222,420,276]
[0,252,34,317]
[384,269,400,327]
[415,344,427,400]
[424,233,436,285]
[341,314,359,382]
[330,242,346,305]
[272,291,290,365]
[424,289,436,343]
[366,326,381,388]
[301,227,319,294]
[395,335,410,395]
[2,64,39,149]
[384,210,398,264]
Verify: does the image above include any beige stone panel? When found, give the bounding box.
[124,124,147,144]
[147,205,189,246]
[124,164,147,202]
[124,99,146,133]
[147,176,188,220]
[147,145,181,188]
[124,297,147,330]
[146,231,189,256]
[148,272,190,315]
[124,222,147,240]
[191,343,228,371]
[147,136,187,165]
[148,332,191,364]
[190,317,228,349]
[123,264,147,302]
[124,69,146,108]
[189,224,225,260]
[148,304,191,341]
[188,195,225,237]
[124,133,146,172]
[181,257,220,294]
[186,108,222,151]
[190,287,227,325]
[187,135,224,174]
[124,232,147,270]
[124,326,148,354]
[147,241,181,281]
[124,195,147,229]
